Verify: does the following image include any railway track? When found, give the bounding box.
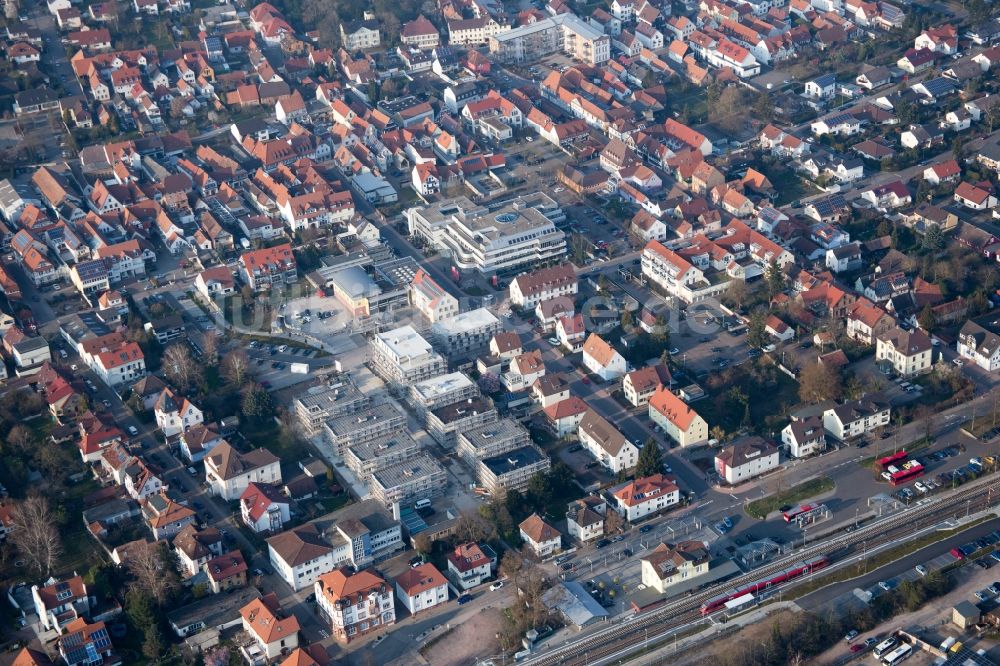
[522,476,1000,666]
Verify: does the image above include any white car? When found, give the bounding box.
[278,345,288,352]
[914,481,928,494]
[915,565,927,576]
[547,338,560,346]
[127,426,139,436]
[490,581,505,591]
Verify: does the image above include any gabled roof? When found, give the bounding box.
[582,333,620,368]
[519,513,559,543]
[649,386,701,430]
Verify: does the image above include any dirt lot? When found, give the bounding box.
[673,609,800,666]
[414,607,505,666]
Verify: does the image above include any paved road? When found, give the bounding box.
[799,516,1000,610]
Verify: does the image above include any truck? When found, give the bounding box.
[290,362,309,374]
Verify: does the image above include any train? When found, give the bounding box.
[700,555,830,615]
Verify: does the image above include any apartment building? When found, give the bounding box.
[430,308,501,359]
[344,431,422,481]
[489,13,611,65]
[426,396,498,449]
[457,418,531,467]
[315,568,395,644]
[370,325,447,387]
[406,195,567,274]
[293,377,369,436]
[409,372,479,418]
[578,409,639,473]
[478,444,551,495]
[267,524,337,591]
[648,386,708,447]
[610,474,680,522]
[321,401,408,457]
[395,563,449,615]
[509,263,578,309]
[642,240,728,304]
[238,243,297,291]
[875,327,933,377]
[369,454,448,509]
[822,397,891,441]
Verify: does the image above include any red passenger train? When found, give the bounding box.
[700,555,830,615]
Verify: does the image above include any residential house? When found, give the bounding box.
[578,409,639,473]
[623,364,672,407]
[240,482,290,533]
[239,593,300,663]
[714,437,780,484]
[781,416,827,458]
[519,513,561,557]
[641,541,710,593]
[566,496,606,542]
[957,320,1000,371]
[876,326,933,377]
[610,474,680,522]
[822,397,891,440]
[581,333,627,381]
[648,386,708,447]
[205,443,282,501]
[395,563,449,615]
[315,568,395,643]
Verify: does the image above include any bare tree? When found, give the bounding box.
[200,331,219,366]
[5,424,33,454]
[10,495,62,577]
[454,511,495,544]
[499,549,525,590]
[126,542,178,605]
[163,343,197,392]
[604,508,624,535]
[222,349,252,387]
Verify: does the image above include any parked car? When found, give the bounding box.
[915,565,927,576]
[457,594,473,605]
[490,581,505,591]
[127,426,139,436]
[844,630,859,643]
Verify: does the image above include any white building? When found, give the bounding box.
[823,398,891,441]
[395,563,449,615]
[406,195,567,274]
[430,308,501,359]
[581,333,627,381]
[204,442,281,501]
[315,568,395,643]
[610,474,680,522]
[957,320,1000,371]
[566,497,606,543]
[875,327,933,377]
[370,325,447,386]
[519,513,561,557]
[267,524,337,591]
[714,438,780,485]
[578,409,638,473]
[509,263,578,309]
[640,541,710,594]
[781,416,827,458]
[446,542,496,590]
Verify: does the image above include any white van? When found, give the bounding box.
[414,498,432,510]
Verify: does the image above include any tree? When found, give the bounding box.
[604,507,624,535]
[621,307,634,331]
[412,533,432,555]
[922,224,944,250]
[201,331,219,365]
[5,424,33,454]
[126,542,179,606]
[241,383,274,419]
[499,550,525,589]
[635,438,663,478]
[723,280,748,311]
[765,259,785,298]
[169,97,188,119]
[163,343,197,392]
[222,349,252,387]
[10,494,62,577]
[798,362,844,403]
[918,305,936,332]
[746,309,768,350]
[455,511,496,543]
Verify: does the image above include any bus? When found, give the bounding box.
[873,637,898,658]
[782,504,815,523]
[882,644,912,665]
[877,450,908,471]
[890,464,924,487]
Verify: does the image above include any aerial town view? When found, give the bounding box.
[6,0,1000,665]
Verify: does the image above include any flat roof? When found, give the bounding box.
[371,454,446,490]
[324,401,405,437]
[347,431,421,462]
[481,444,548,476]
[294,378,365,410]
[411,372,476,402]
[329,265,381,299]
[459,418,531,451]
[431,308,500,336]
[375,325,437,361]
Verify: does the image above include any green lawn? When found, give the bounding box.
[745,477,835,519]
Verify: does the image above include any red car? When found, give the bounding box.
[581,376,590,384]
[951,547,965,559]
[850,645,864,654]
